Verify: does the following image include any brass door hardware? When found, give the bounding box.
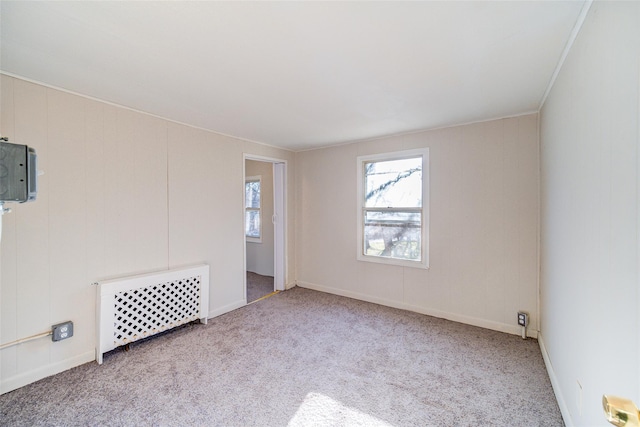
[603,395,640,427]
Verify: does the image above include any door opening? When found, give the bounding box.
[243,155,286,304]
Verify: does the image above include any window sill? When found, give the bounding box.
[357,254,429,269]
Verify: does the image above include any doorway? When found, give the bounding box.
[243,155,286,304]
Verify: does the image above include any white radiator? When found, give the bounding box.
[96,264,209,364]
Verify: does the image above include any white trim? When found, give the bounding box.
[0,350,95,395]
[208,299,246,319]
[244,153,288,164]
[243,154,288,293]
[536,112,542,337]
[273,163,286,291]
[297,280,537,339]
[242,159,248,303]
[1,73,540,155]
[539,332,573,427]
[296,111,539,153]
[637,63,640,403]
[0,71,294,153]
[356,148,430,269]
[538,0,593,110]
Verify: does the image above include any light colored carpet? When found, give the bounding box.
[0,287,563,426]
[246,271,274,303]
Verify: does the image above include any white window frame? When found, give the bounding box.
[245,175,262,243]
[356,148,429,269]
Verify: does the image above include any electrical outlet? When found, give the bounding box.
[52,321,73,342]
[517,312,529,327]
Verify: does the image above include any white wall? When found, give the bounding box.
[539,2,640,425]
[296,114,539,337]
[245,160,275,277]
[0,75,296,394]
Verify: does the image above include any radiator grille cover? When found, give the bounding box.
[96,265,209,364]
[113,277,201,346]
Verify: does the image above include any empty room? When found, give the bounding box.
[0,1,638,426]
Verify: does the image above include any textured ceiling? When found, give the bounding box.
[1,1,585,151]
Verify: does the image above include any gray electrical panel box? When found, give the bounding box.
[0,141,38,203]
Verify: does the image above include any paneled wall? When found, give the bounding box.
[539,2,640,425]
[296,114,539,337]
[0,75,295,393]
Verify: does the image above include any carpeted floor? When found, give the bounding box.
[246,271,274,303]
[0,287,563,426]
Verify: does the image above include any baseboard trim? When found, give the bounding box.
[2,296,273,395]
[297,281,538,338]
[207,299,246,319]
[538,332,573,427]
[1,350,95,395]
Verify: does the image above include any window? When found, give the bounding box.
[245,176,261,242]
[357,148,429,268]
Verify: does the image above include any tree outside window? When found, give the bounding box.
[357,149,429,268]
[245,176,261,242]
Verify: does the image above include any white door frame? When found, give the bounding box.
[272,161,285,291]
[243,154,287,301]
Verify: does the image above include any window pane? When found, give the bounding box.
[363,210,421,261]
[245,181,260,209]
[246,210,260,238]
[365,157,422,208]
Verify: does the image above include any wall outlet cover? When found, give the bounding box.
[517,312,529,327]
[52,321,73,342]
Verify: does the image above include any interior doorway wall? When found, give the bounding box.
[243,154,286,304]
[245,160,275,277]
